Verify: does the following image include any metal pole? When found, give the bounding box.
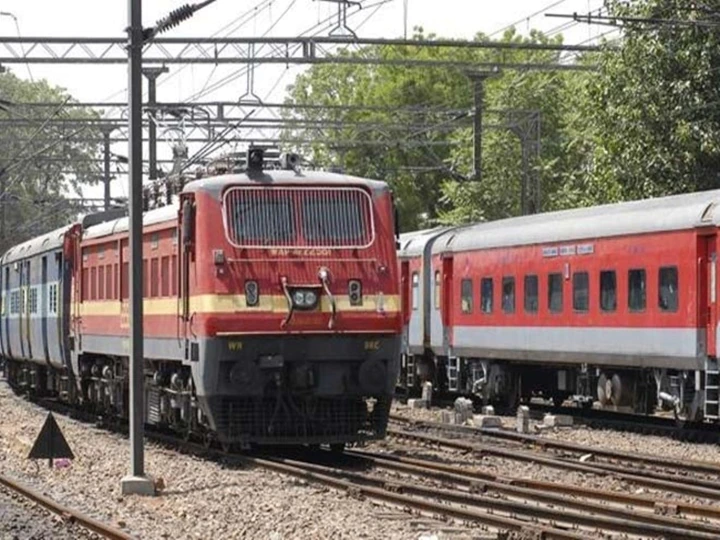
[102,128,112,211]
[142,67,168,181]
[472,77,484,181]
[121,0,154,496]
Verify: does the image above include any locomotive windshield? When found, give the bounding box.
[224,186,374,248]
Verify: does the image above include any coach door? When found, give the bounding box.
[699,234,718,357]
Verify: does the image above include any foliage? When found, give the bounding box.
[0,71,102,250]
[284,2,720,230]
[580,0,720,201]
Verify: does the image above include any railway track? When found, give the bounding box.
[20,393,720,539]
[0,473,133,540]
[389,414,720,481]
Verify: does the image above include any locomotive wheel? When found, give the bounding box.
[597,374,609,405]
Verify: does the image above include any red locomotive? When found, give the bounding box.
[399,190,720,423]
[2,150,402,449]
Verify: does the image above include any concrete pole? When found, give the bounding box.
[121,0,154,496]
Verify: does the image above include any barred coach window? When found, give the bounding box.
[659,266,678,312]
[628,268,646,311]
[524,274,538,313]
[411,272,419,311]
[573,271,589,312]
[600,270,617,312]
[461,278,473,313]
[502,276,515,313]
[548,273,563,313]
[480,277,493,313]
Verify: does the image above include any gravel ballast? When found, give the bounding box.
[0,381,453,540]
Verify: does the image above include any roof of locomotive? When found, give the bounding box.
[183,169,389,197]
[434,188,720,255]
[1,223,74,265]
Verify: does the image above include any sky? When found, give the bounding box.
[0,0,609,200]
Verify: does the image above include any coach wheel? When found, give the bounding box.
[330,443,346,454]
[609,374,624,407]
[597,374,609,405]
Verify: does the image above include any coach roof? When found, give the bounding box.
[436,188,720,254]
[1,223,74,265]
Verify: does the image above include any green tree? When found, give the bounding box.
[581,0,720,201]
[283,29,588,229]
[0,71,101,250]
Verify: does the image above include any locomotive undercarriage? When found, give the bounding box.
[400,352,717,423]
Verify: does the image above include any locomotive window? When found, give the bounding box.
[229,193,295,244]
[434,271,441,310]
[143,260,148,298]
[461,278,473,313]
[411,272,419,311]
[161,257,170,297]
[548,273,563,313]
[659,266,678,312]
[628,268,646,312]
[502,276,515,314]
[106,264,113,301]
[90,267,97,301]
[302,192,369,244]
[121,262,129,300]
[150,259,159,298]
[600,270,617,312]
[480,277,494,313]
[573,271,589,312]
[98,266,105,300]
[524,275,539,313]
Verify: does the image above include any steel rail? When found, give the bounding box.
[275,454,717,540]
[389,414,720,476]
[388,428,720,500]
[346,449,720,533]
[0,474,134,540]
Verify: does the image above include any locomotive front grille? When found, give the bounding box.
[208,395,391,444]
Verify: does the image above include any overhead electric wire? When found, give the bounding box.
[488,0,570,38]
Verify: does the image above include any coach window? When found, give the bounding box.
[524,275,538,313]
[573,271,589,312]
[502,276,515,313]
[600,270,617,312]
[628,268,646,311]
[548,273,563,313]
[461,278,473,313]
[480,277,493,313]
[98,266,105,300]
[90,267,97,300]
[411,272,419,311]
[659,266,678,312]
[434,271,441,310]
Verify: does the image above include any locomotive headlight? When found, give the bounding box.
[348,279,363,306]
[245,280,259,307]
[291,289,319,310]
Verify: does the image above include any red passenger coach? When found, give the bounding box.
[399,190,720,424]
[3,153,401,449]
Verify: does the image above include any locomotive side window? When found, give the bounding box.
[434,271,441,310]
[600,270,617,312]
[524,275,539,313]
[502,276,515,314]
[548,273,563,313]
[659,266,678,312]
[411,272,419,311]
[628,268,646,311]
[573,271,589,312]
[480,277,493,313]
[461,278,473,313]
